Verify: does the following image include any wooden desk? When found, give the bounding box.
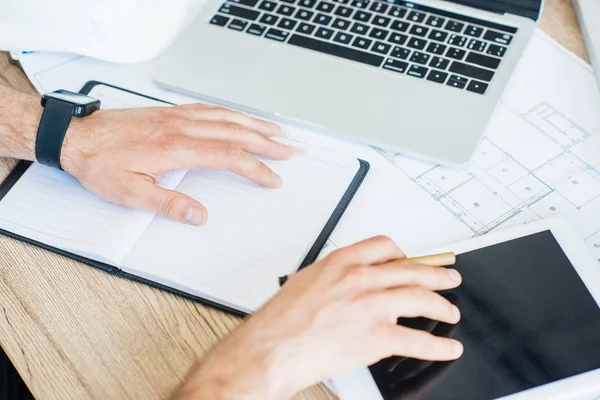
[0,1,590,399]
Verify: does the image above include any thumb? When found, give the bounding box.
[122,175,208,225]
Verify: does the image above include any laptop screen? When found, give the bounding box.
[446,0,542,20]
[368,231,600,400]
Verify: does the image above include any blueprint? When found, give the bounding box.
[371,32,600,261]
[16,30,600,262]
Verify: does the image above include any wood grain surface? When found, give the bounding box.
[0,1,589,399]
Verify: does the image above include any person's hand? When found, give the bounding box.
[60,103,294,225]
[173,236,463,400]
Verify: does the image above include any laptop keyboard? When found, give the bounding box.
[210,0,518,95]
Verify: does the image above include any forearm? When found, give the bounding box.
[0,85,40,161]
[171,328,299,400]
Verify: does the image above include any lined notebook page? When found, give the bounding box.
[122,145,360,313]
[0,164,186,265]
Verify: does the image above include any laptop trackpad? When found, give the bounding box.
[248,48,390,133]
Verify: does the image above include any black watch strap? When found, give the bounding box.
[35,99,77,170]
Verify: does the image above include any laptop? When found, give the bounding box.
[152,0,543,165]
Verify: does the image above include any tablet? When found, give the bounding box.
[333,218,600,400]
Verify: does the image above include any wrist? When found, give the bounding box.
[58,113,92,176]
[0,87,41,161]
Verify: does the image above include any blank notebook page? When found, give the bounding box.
[0,163,186,265]
[122,146,360,313]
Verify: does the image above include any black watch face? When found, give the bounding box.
[42,90,101,117]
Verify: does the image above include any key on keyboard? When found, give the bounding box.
[247,23,266,35]
[383,58,409,73]
[265,27,289,40]
[388,6,406,18]
[334,5,353,17]
[352,0,369,8]
[427,70,448,83]
[484,30,513,45]
[426,16,445,28]
[487,44,507,57]
[430,30,448,42]
[369,28,389,40]
[350,22,369,35]
[410,52,430,65]
[447,34,467,47]
[298,22,316,34]
[388,33,407,45]
[390,20,409,32]
[259,13,278,25]
[407,37,427,50]
[465,52,501,69]
[391,46,410,60]
[352,37,372,49]
[296,9,314,20]
[449,61,495,81]
[258,1,277,11]
[408,64,428,78]
[277,4,296,16]
[445,20,464,32]
[372,41,391,55]
[315,27,334,39]
[314,13,333,25]
[447,47,466,60]
[427,42,446,55]
[334,31,354,44]
[316,1,335,12]
[298,0,317,7]
[228,18,248,30]
[369,1,388,13]
[278,18,297,29]
[408,11,426,23]
[468,39,486,52]
[353,11,372,22]
[333,17,351,29]
[410,25,429,37]
[373,16,391,27]
[210,15,230,26]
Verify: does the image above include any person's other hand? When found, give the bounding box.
[60,104,293,225]
[173,236,463,400]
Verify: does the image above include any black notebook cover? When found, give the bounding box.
[0,81,370,318]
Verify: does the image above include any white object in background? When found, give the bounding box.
[573,0,600,93]
[0,0,207,63]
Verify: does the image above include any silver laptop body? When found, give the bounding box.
[152,0,543,165]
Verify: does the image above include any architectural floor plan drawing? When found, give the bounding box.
[375,69,600,262]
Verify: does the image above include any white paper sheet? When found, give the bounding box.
[17,29,600,262]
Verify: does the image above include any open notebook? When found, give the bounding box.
[0,82,368,315]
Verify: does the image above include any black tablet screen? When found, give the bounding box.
[369,230,600,400]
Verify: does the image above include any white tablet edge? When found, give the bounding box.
[333,218,600,400]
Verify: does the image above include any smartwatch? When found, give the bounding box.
[35,90,101,170]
